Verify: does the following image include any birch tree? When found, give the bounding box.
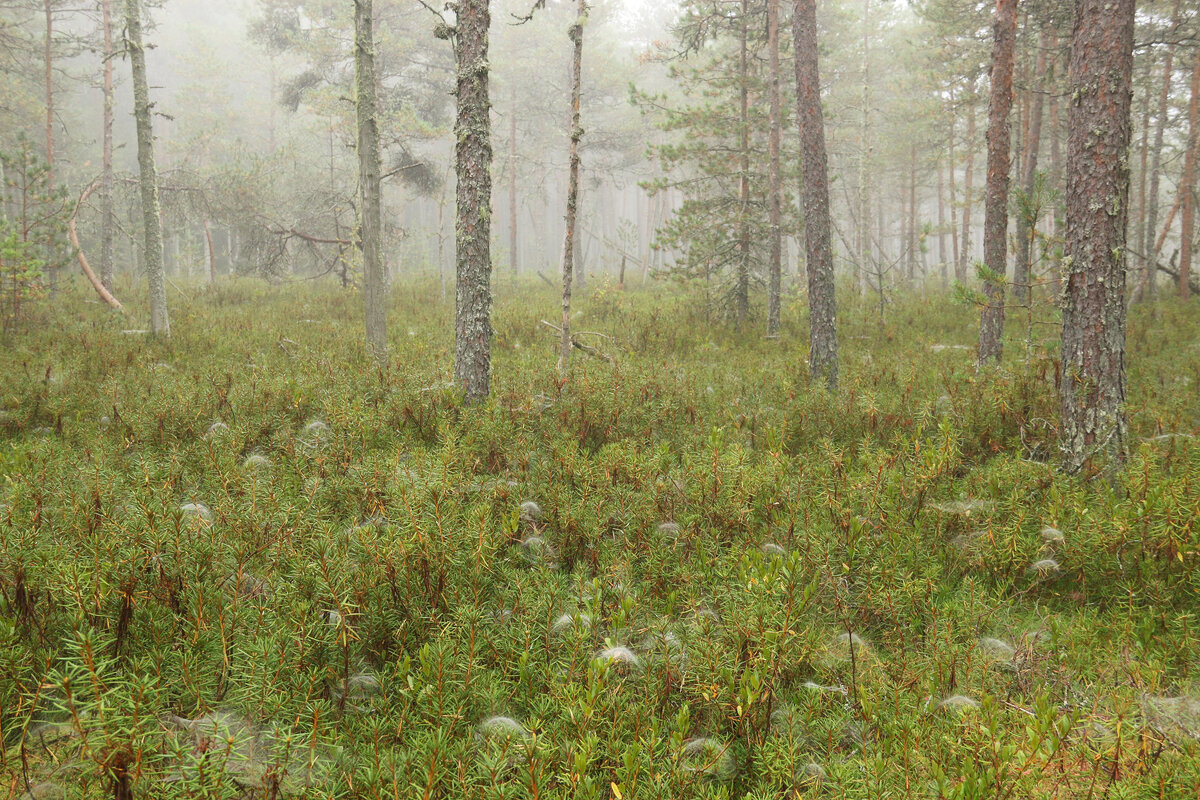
[355,0,387,361]
[559,0,586,374]
[125,0,169,336]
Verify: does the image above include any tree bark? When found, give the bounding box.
[355,0,387,361]
[204,220,216,282]
[856,0,871,295]
[509,83,519,275]
[559,0,586,374]
[937,157,948,286]
[1179,51,1200,301]
[1061,0,1134,474]
[1047,46,1062,296]
[100,0,115,292]
[1134,56,1151,302]
[960,75,977,276]
[43,0,54,183]
[452,0,492,402]
[948,92,960,281]
[793,0,838,390]
[734,0,751,324]
[125,0,169,336]
[907,143,917,282]
[1013,29,1048,307]
[977,0,1017,366]
[1139,0,1180,302]
[765,0,782,337]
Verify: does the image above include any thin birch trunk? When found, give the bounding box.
[559,0,586,373]
[355,0,387,361]
[101,0,115,292]
[125,0,169,336]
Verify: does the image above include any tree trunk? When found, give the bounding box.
[559,0,586,374]
[960,76,977,275]
[1139,1,1180,302]
[856,0,871,295]
[1047,46,1062,296]
[355,0,387,361]
[793,0,838,390]
[44,0,54,182]
[937,157,948,286]
[1060,0,1134,474]
[204,220,215,282]
[125,0,169,336]
[734,0,751,325]
[907,143,917,282]
[1013,29,1047,307]
[765,0,782,337]
[452,0,493,402]
[977,0,1017,366]
[509,83,519,275]
[1179,51,1200,301]
[100,0,115,292]
[948,93,960,281]
[1134,57,1151,303]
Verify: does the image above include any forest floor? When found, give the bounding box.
[0,278,1198,799]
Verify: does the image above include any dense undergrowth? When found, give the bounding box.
[0,277,1198,799]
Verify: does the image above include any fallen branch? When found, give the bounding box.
[535,271,556,289]
[539,319,615,363]
[1155,254,1200,297]
[68,180,124,310]
[267,225,352,246]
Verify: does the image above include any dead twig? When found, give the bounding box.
[539,320,615,363]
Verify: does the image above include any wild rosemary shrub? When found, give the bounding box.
[0,277,1197,798]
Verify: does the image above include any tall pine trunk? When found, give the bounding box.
[1134,58,1151,302]
[960,76,977,276]
[509,84,519,275]
[125,0,169,336]
[1047,49,1062,296]
[734,0,751,324]
[100,0,115,292]
[356,0,387,361]
[937,158,948,286]
[856,0,871,295]
[977,0,1017,366]
[793,0,838,390]
[44,0,54,182]
[1060,0,1135,474]
[765,0,782,337]
[948,93,960,281]
[559,0,586,373]
[451,0,492,402]
[906,144,917,282]
[1139,1,1180,302]
[1179,51,1200,301]
[1013,29,1047,308]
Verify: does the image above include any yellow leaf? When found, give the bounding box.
[611,782,623,800]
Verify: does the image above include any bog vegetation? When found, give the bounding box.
[0,281,1198,798]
